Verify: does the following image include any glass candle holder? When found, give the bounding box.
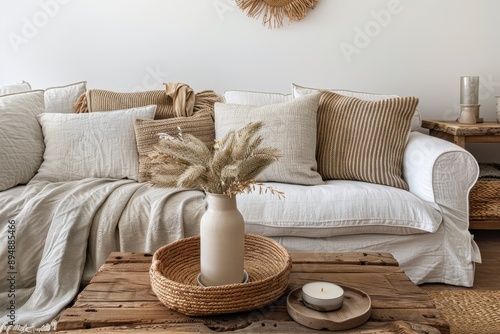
[460,76,479,105]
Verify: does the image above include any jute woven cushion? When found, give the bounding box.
[74,89,223,120]
[134,110,215,183]
[75,89,175,119]
[317,92,419,190]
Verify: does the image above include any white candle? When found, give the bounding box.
[460,76,479,105]
[302,281,344,311]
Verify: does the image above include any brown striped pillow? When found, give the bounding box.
[134,110,215,183]
[317,92,419,190]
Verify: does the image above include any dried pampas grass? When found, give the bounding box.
[147,122,284,198]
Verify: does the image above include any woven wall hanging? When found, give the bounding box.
[236,0,319,29]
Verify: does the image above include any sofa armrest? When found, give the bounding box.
[403,131,479,230]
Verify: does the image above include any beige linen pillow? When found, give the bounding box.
[33,105,157,182]
[215,93,324,185]
[0,90,45,191]
[134,110,216,183]
[317,91,419,190]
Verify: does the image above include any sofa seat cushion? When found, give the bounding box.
[237,180,442,237]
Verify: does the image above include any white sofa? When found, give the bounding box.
[0,81,480,328]
[225,85,480,288]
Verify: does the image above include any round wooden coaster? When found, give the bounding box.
[286,285,372,331]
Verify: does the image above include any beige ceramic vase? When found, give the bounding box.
[199,193,245,286]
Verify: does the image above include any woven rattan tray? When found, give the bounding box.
[150,233,292,316]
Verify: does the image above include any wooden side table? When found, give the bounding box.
[421,120,500,149]
[421,120,500,230]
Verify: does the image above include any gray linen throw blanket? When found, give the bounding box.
[0,178,205,327]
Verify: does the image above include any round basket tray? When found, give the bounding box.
[150,233,292,316]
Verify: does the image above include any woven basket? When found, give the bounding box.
[150,233,292,316]
[470,163,500,221]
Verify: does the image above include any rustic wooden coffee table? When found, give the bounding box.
[56,251,448,333]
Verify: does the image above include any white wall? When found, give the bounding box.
[1,0,499,162]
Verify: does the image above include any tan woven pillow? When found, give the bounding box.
[74,89,175,119]
[74,89,223,120]
[134,110,215,183]
[317,92,419,190]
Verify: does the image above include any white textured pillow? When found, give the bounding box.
[215,93,324,185]
[44,81,87,113]
[0,90,45,191]
[33,105,157,182]
[292,83,422,131]
[223,89,293,105]
[0,81,31,96]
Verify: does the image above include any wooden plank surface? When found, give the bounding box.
[422,120,500,136]
[57,251,449,334]
[290,252,399,266]
[470,219,500,230]
[56,320,441,334]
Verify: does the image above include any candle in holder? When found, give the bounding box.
[302,281,344,311]
[460,76,479,105]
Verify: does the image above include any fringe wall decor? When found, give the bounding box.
[236,0,319,29]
